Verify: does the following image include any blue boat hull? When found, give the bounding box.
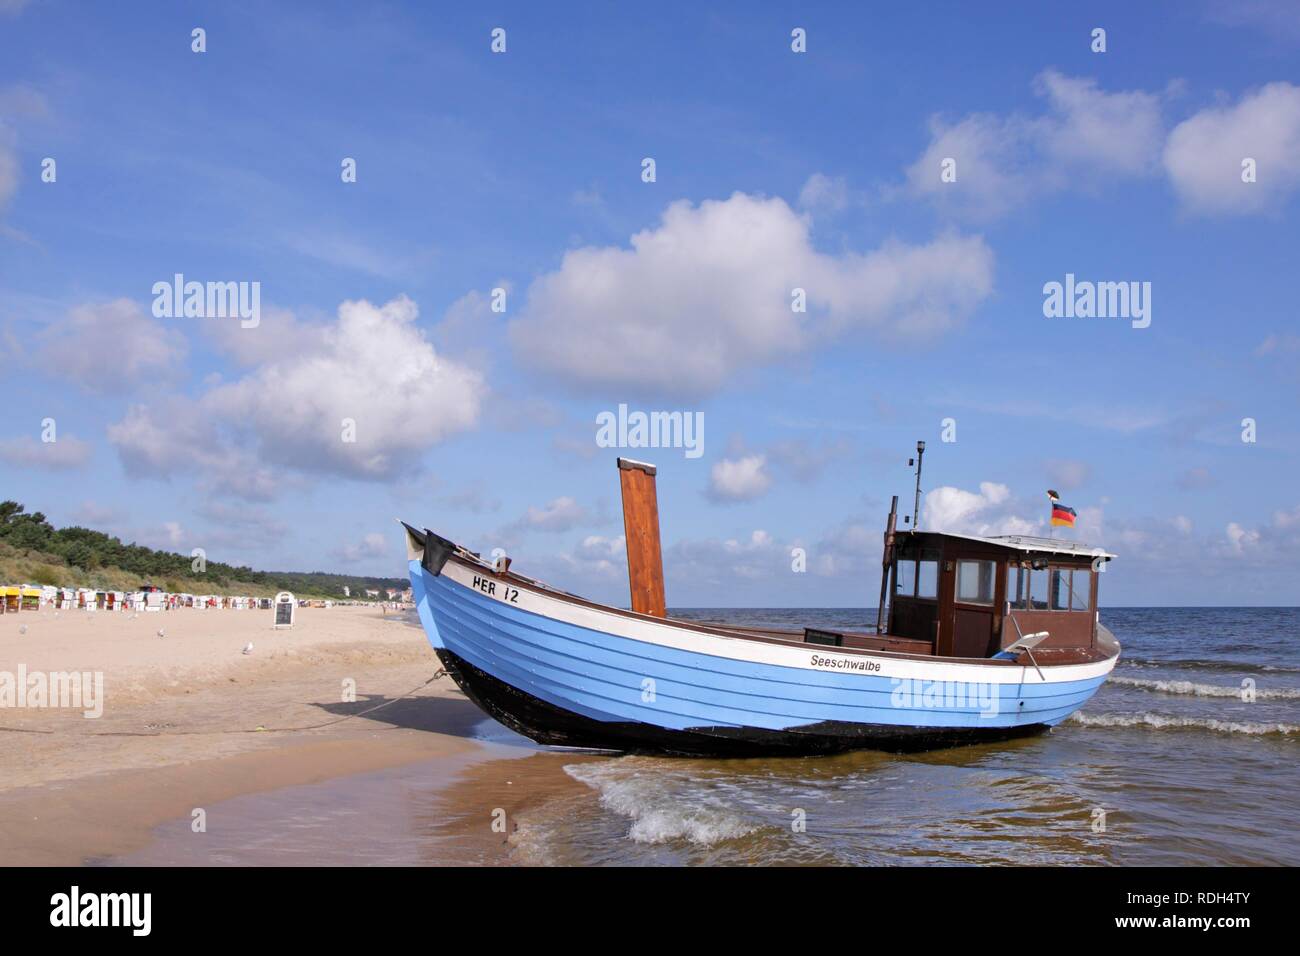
[409,551,1117,757]
[433,645,1052,755]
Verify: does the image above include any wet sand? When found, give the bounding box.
[0,604,516,865]
[103,741,605,866]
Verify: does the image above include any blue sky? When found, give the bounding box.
[2,1,1299,607]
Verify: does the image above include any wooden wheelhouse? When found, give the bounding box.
[885,530,1113,662]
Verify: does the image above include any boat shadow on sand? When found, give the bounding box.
[310,691,499,742]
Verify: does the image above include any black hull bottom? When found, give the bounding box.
[436,650,1049,757]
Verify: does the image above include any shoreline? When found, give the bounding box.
[0,604,541,865]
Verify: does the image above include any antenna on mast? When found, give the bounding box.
[910,440,925,529]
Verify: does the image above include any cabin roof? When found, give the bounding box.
[907,530,1116,560]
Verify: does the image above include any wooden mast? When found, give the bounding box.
[617,457,667,617]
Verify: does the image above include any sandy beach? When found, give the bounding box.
[0,604,556,865]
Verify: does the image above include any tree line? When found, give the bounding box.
[0,501,406,596]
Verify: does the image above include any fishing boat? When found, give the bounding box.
[403,454,1120,756]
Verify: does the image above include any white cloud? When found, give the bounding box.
[1164,81,1300,215]
[562,534,628,578]
[907,72,1300,219]
[1225,521,1262,555]
[1036,71,1165,176]
[923,482,1026,534]
[707,454,772,502]
[518,533,630,596]
[38,299,187,394]
[0,435,92,470]
[508,192,993,398]
[108,296,485,494]
[922,481,1110,547]
[1221,505,1300,561]
[906,70,1164,219]
[210,296,482,479]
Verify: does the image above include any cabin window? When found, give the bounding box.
[1068,570,1092,610]
[894,558,917,598]
[1007,565,1027,609]
[1009,566,1093,611]
[1049,570,1070,610]
[917,557,939,599]
[1047,569,1093,610]
[1027,569,1049,610]
[956,560,996,604]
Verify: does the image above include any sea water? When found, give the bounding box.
[507,607,1300,866]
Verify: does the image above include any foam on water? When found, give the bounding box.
[564,761,759,846]
[1110,676,1300,700]
[1068,711,1299,736]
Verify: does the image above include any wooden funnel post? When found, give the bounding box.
[617,457,666,617]
[876,495,899,635]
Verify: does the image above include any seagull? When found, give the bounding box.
[242,642,254,655]
[19,625,27,635]
[157,628,165,638]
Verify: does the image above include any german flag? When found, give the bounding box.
[1047,490,1076,527]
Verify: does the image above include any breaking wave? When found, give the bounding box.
[1120,657,1300,674]
[1110,676,1300,700]
[564,761,759,846]
[1068,712,1298,736]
